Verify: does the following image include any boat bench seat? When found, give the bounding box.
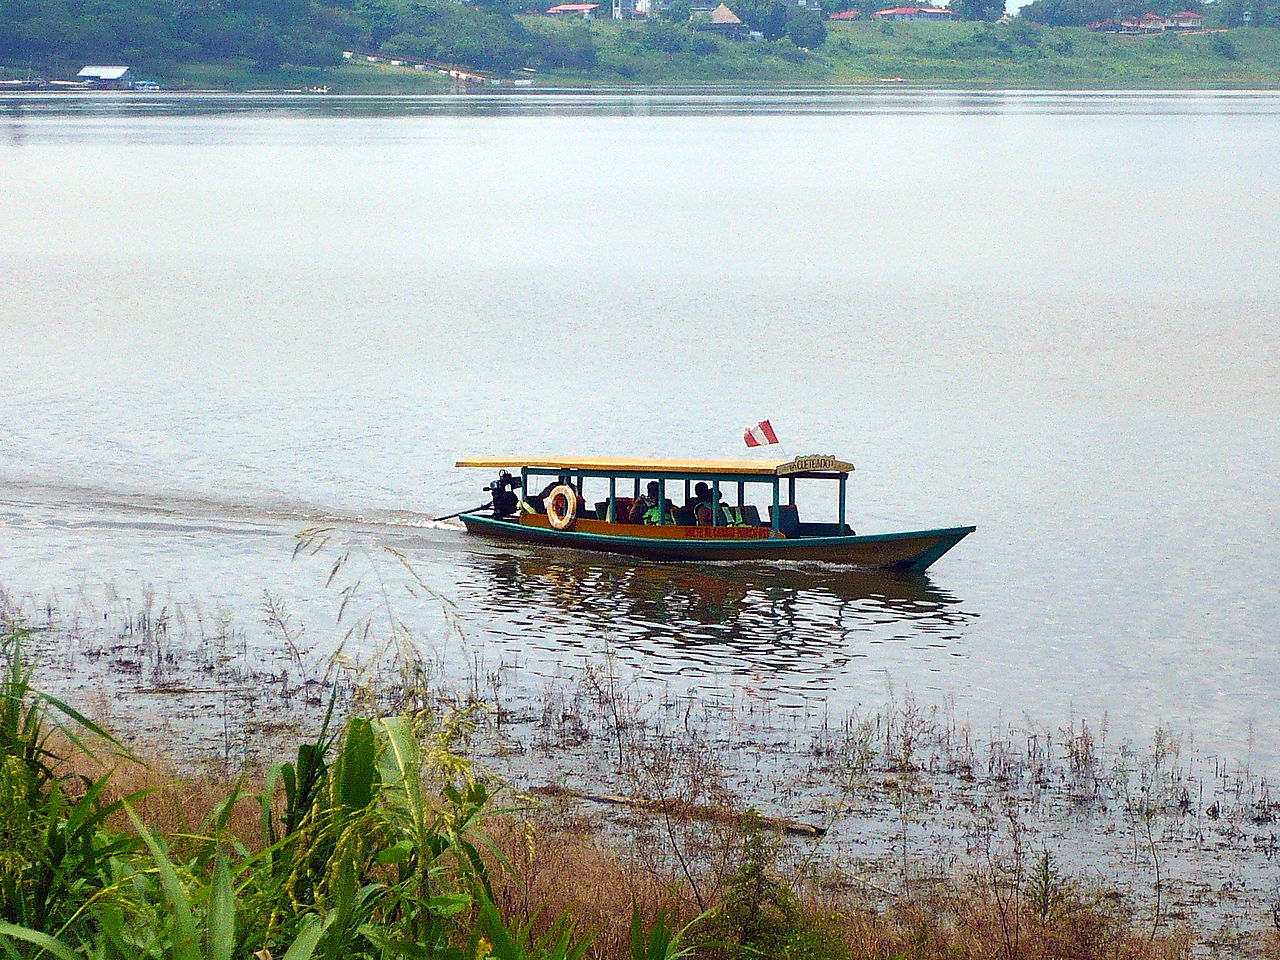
[594,497,635,522]
[769,504,801,536]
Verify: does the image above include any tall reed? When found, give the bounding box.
[0,624,607,959]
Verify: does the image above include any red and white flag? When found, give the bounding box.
[743,419,779,448]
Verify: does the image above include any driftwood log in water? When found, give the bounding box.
[532,785,827,838]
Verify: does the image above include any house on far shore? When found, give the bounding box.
[1087,17,1134,31]
[1088,9,1200,32]
[547,2,599,17]
[698,3,747,35]
[1166,9,1204,28]
[871,6,956,20]
[829,10,861,19]
[76,65,131,88]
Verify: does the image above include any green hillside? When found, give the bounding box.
[816,19,1280,84]
[1,0,1277,91]
[528,19,1280,85]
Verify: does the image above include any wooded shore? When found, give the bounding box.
[5,23,1280,92]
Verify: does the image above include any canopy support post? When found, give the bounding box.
[771,479,780,536]
[609,476,616,523]
[658,479,667,524]
[838,473,847,534]
[711,480,720,527]
[787,477,796,505]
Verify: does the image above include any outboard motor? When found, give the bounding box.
[484,470,522,519]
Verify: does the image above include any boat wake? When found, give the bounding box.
[0,477,465,540]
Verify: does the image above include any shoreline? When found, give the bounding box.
[3,615,1278,955]
[8,24,1280,95]
[7,78,1280,93]
[4,570,1278,942]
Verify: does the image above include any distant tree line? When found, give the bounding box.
[0,0,842,75]
[950,0,1008,20]
[822,0,1007,22]
[1197,0,1274,25]
[0,0,350,68]
[3,0,1264,78]
[715,0,827,46]
[0,0,548,73]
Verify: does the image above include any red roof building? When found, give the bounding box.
[828,9,861,18]
[1091,9,1202,31]
[871,6,956,19]
[1166,10,1204,27]
[698,3,747,35]
[547,2,599,14]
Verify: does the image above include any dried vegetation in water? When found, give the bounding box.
[2,536,1278,956]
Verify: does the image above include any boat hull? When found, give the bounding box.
[459,514,974,572]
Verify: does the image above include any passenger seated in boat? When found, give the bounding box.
[691,482,736,526]
[629,482,675,524]
[686,482,712,517]
[690,483,746,527]
[626,482,657,523]
[687,482,711,509]
[526,480,563,514]
[648,498,677,524]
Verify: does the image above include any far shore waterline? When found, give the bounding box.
[7,82,1280,93]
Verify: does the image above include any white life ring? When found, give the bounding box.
[545,484,579,530]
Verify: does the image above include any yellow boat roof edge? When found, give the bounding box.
[454,455,854,476]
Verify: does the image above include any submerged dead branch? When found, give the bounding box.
[531,784,826,837]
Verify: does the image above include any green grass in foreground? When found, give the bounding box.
[0,625,597,960]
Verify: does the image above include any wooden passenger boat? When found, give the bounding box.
[454,455,974,572]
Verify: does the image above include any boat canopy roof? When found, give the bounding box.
[455,455,854,478]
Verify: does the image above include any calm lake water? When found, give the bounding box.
[2,90,1278,766]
